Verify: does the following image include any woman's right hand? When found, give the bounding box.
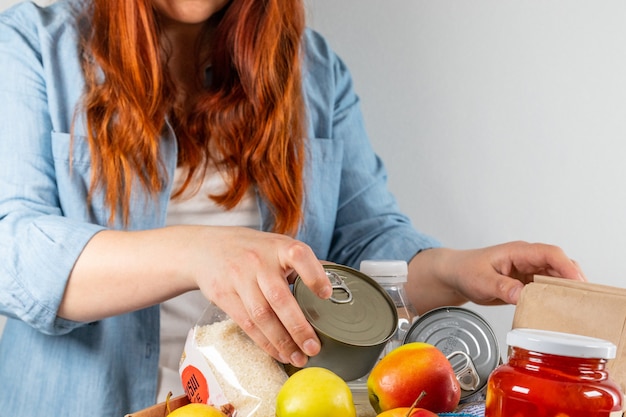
[61,225,332,368]
[187,226,332,367]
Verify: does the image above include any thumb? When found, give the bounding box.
[503,280,524,304]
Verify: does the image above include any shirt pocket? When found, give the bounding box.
[50,131,98,221]
[51,131,92,168]
[299,137,344,257]
[306,136,343,196]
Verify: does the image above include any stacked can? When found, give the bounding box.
[404,306,501,405]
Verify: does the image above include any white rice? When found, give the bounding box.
[194,319,288,417]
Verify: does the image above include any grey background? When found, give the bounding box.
[2,0,626,357]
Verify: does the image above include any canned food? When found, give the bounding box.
[292,264,398,381]
[403,306,501,403]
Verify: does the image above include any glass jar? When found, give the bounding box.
[485,328,623,417]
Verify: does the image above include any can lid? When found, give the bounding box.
[507,328,617,359]
[404,306,500,398]
[293,265,397,346]
[359,260,408,284]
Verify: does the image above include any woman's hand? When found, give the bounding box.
[61,226,332,368]
[188,227,332,368]
[406,241,586,314]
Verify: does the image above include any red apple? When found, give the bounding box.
[367,342,461,413]
[376,407,438,417]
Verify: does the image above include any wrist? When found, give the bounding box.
[407,247,467,314]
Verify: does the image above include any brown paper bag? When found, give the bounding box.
[512,275,626,395]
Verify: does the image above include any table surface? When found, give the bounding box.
[356,403,377,417]
[355,396,377,417]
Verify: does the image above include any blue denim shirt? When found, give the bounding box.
[0,1,440,416]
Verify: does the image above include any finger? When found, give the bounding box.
[216,296,285,363]
[498,242,585,282]
[475,272,525,305]
[278,240,331,299]
[569,258,587,281]
[256,274,322,364]
[235,275,315,368]
[506,280,525,304]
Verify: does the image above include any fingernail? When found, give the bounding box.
[509,285,522,304]
[302,338,320,357]
[290,350,307,367]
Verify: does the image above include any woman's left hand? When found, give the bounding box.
[407,241,586,314]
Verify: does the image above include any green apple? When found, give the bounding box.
[276,367,357,417]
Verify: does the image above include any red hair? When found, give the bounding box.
[79,0,307,235]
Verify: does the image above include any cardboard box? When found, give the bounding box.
[124,395,190,417]
[124,394,380,417]
[512,275,626,395]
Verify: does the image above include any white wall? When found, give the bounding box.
[304,0,626,356]
[2,0,626,355]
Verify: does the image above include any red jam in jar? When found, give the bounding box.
[485,328,623,417]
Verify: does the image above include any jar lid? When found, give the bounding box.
[507,328,617,359]
[359,260,408,284]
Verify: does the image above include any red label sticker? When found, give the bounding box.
[181,365,209,404]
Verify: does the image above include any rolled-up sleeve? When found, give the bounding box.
[0,5,105,335]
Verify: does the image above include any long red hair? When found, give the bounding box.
[78,0,307,235]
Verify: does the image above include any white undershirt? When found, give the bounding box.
[156,167,261,402]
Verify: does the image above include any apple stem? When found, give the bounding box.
[165,391,173,415]
[405,391,427,417]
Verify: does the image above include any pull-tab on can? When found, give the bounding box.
[326,270,354,304]
[403,306,501,404]
[447,350,481,392]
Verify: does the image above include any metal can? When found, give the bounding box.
[403,306,501,403]
[292,264,398,381]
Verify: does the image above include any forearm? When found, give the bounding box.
[406,248,467,315]
[58,226,201,322]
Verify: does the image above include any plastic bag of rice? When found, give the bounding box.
[179,305,288,417]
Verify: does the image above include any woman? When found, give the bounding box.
[0,0,584,416]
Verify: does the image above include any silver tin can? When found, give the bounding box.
[403,306,501,403]
[292,264,398,381]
